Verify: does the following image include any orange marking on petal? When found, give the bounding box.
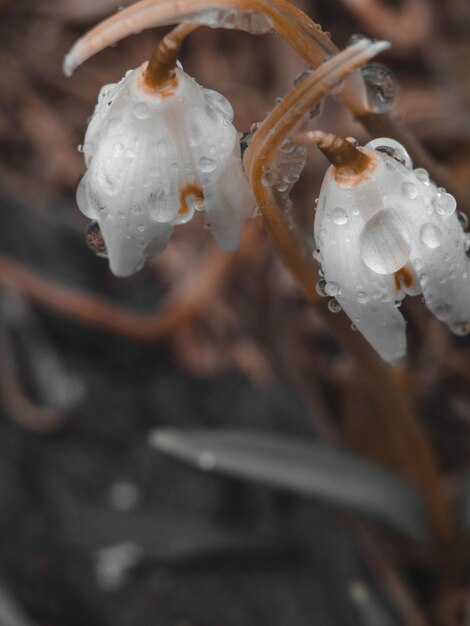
[178,182,204,216]
[394,265,414,291]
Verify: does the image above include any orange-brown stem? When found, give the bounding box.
[246,42,453,548]
[143,23,199,89]
[295,130,372,176]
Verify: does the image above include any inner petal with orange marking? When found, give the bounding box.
[178,182,204,219]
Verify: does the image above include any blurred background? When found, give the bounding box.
[0,0,469,625]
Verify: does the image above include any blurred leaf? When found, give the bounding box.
[456,472,470,531]
[150,429,430,542]
[0,580,35,626]
[349,581,399,626]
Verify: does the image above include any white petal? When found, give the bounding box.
[78,64,251,275]
[101,216,173,278]
[369,153,470,334]
[204,144,256,251]
[316,169,407,364]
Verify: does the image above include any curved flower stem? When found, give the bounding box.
[293,130,372,174]
[63,0,337,78]
[144,23,199,89]
[63,0,470,211]
[245,40,453,547]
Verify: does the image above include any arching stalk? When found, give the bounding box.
[245,39,453,546]
[64,0,470,212]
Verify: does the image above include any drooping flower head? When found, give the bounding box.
[314,137,470,364]
[78,62,255,276]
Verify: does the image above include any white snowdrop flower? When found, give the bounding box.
[314,137,470,364]
[77,63,255,277]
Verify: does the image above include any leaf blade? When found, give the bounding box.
[150,429,430,543]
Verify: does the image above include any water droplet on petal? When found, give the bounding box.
[360,210,410,274]
[325,281,340,296]
[131,205,143,216]
[357,291,368,304]
[432,192,456,217]
[328,298,342,313]
[458,211,469,230]
[316,279,327,296]
[332,207,348,225]
[414,168,429,185]
[198,157,217,173]
[434,303,453,320]
[312,249,321,262]
[85,221,108,258]
[402,181,417,199]
[420,223,442,248]
[451,321,470,336]
[465,234,470,255]
[418,272,429,286]
[132,102,150,119]
[368,138,412,169]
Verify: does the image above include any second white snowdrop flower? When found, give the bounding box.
[77,63,255,277]
[314,137,470,364]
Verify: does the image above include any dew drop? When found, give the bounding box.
[434,303,453,320]
[368,138,412,168]
[451,321,470,336]
[312,248,321,262]
[420,223,442,248]
[357,291,368,304]
[331,207,348,225]
[280,138,294,153]
[401,181,417,199]
[316,279,327,296]
[293,68,313,86]
[414,168,429,185]
[198,157,217,173]
[112,142,124,158]
[85,221,108,258]
[458,211,469,230]
[132,102,150,119]
[465,234,470,255]
[328,298,342,313]
[262,170,277,187]
[360,210,410,274]
[360,63,398,113]
[418,272,429,286]
[131,205,143,216]
[325,281,340,296]
[432,192,456,217]
[283,171,299,184]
